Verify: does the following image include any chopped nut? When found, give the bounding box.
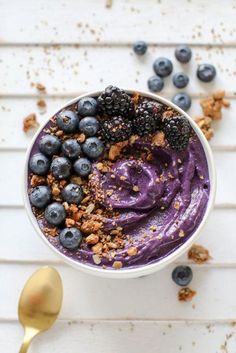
[77,133,86,143]
[86,203,95,214]
[92,242,103,254]
[74,211,84,221]
[86,234,99,245]
[179,230,185,237]
[30,175,46,187]
[178,287,196,302]
[152,131,166,147]
[127,247,138,256]
[63,202,69,210]
[107,242,118,249]
[81,195,91,204]
[52,186,60,196]
[81,220,102,234]
[188,244,211,264]
[112,261,123,269]
[47,176,55,188]
[92,254,101,265]
[59,180,67,188]
[65,218,75,227]
[70,176,83,185]
[55,130,64,137]
[108,141,128,160]
[23,113,39,133]
[44,227,58,237]
[120,175,127,181]
[132,185,139,192]
[96,162,104,170]
[174,201,180,210]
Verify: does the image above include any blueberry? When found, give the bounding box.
[74,158,92,177]
[56,110,79,133]
[59,227,82,250]
[172,73,189,89]
[29,186,51,208]
[29,153,50,176]
[61,183,84,204]
[175,45,192,63]
[45,202,66,226]
[62,139,82,159]
[197,64,216,82]
[39,134,61,157]
[172,93,191,111]
[172,266,193,286]
[79,117,100,137]
[50,157,72,179]
[77,97,98,117]
[82,137,104,159]
[153,57,173,77]
[133,41,147,56]
[147,75,164,92]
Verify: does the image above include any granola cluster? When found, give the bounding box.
[194,90,230,140]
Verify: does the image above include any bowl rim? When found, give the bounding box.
[23,89,216,279]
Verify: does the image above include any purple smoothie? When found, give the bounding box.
[28,96,210,270]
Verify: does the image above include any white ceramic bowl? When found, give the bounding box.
[23,89,216,279]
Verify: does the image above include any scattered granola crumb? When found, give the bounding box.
[132,185,139,192]
[188,244,212,264]
[36,83,46,93]
[179,229,185,237]
[113,260,123,269]
[37,99,47,109]
[105,0,112,8]
[178,287,196,301]
[23,113,39,133]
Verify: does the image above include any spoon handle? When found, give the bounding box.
[19,327,38,353]
[19,340,30,353]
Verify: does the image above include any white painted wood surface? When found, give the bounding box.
[1,0,236,352]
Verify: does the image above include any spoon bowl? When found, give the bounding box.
[18,266,63,353]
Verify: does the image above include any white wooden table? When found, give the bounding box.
[1,1,236,352]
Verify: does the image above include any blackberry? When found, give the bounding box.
[101,116,133,143]
[134,99,163,136]
[97,85,134,117]
[163,116,191,151]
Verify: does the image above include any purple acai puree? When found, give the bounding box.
[28,119,210,269]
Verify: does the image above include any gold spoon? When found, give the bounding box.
[18,266,63,353]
